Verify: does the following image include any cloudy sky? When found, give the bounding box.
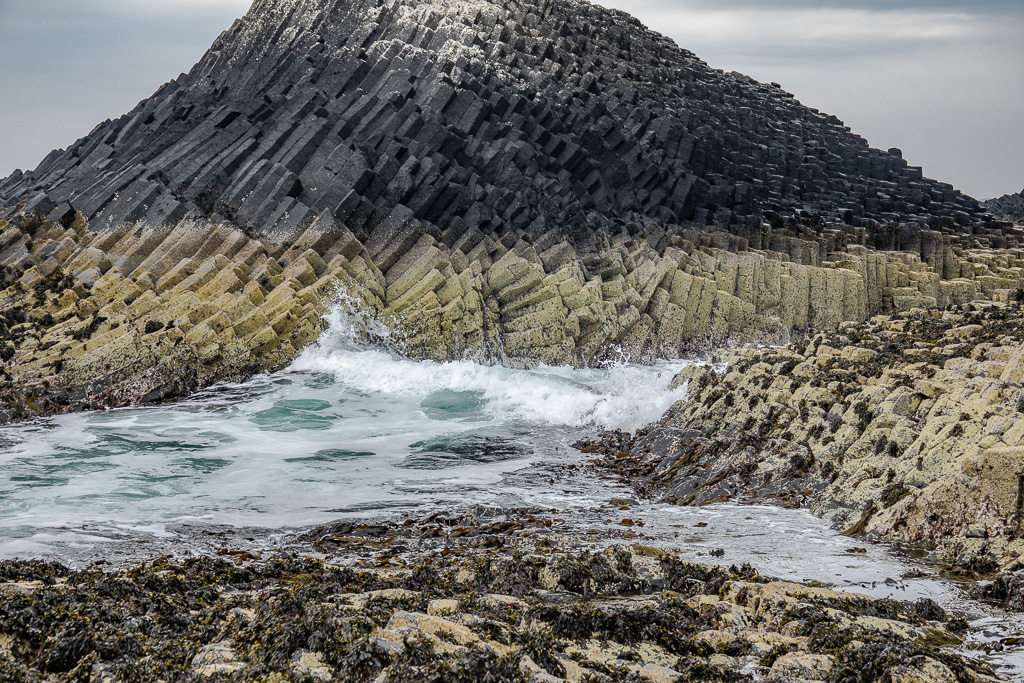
[0,0,1020,199]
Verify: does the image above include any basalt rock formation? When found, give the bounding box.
[985,190,1024,222]
[1,0,1023,419]
[581,300,1024,574]
[0,0,994,237]
[4,207,1024,422]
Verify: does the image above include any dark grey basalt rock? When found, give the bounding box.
[0,0,996,247]
[984,189,1024,222]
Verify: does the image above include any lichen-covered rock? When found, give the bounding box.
[192,641,245,676]
[4,209,1024,424]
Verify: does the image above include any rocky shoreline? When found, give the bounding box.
[3,206,1024,424]
[1,0,1024,678]
[578,298,1024,605]
[3,209,1024,658]
[1,0,1022,424]
[4,236,1024,681]
[3,206,1024,678]
[0,508,1003,682]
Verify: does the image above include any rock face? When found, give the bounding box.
[583,301,1024,573]
[0,214,329,420]
[1,0,1022,418]
[985,190,1024,222]
[0,0,991,238]
[4,207,1024,421]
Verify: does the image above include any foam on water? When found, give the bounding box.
[291,301,690,431]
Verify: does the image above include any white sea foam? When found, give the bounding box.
[292,300,693,432]
[0,302,697,558]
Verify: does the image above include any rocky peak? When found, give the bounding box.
[0,0,987,247]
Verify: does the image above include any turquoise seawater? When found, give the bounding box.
[0,304,691,557]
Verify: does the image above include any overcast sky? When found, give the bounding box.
[0,0,1020,199]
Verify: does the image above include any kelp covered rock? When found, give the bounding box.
[0,541,996,682]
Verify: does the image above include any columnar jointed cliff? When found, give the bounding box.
[0,0,994,238]
[0,0,1022,419]
[985,189,1024,222]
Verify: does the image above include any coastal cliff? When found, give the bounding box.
[0,0,988,234]
[2,207,1023,421]
[1,0,1020,420]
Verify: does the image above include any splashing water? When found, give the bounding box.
[0,301,693,558]
[293,305,689,431]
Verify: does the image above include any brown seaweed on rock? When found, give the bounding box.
[0,537,1000,682]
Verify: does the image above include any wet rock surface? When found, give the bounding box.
[579,301,1024,584]
[1,0,1023,676]
[0,513,1000,683]
[0,213,329,422]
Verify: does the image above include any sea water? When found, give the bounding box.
[0,303,1022,678]
[0,303,692,559]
